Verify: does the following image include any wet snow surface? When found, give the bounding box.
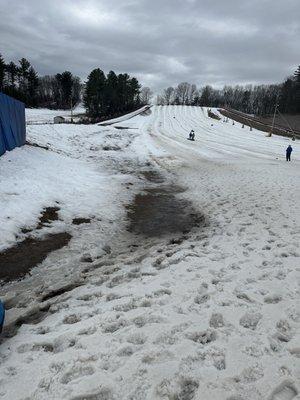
[127,178,204,237]
[0,106,299,399]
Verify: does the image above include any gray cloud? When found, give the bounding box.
[0,0,299,90]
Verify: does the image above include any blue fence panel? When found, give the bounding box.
[0,92,26,156]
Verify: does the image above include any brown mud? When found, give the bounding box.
[127,170,205,237]
[0,233,72,282]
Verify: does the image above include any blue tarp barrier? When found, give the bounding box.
[0,92,26,156]
[0,300,4,333]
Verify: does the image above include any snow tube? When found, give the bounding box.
[0,300,5,333]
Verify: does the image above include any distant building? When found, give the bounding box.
[0,92,26,156]
[54,116,65,124]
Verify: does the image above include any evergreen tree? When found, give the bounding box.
[199,86,214,106]
[27,67,39,106]
[105,70,119,115]
[4,62,19,99]
[18,58,31,101]
[128,77,141,108]
[6,62,19,88]
[84,68,106,118]
[60,71,73,109]
[117,73,130,112]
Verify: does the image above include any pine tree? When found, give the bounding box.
[128,77,141,108]
[199,86,213,106]
[4,62,19,99]
[60,71,73,109]
[84,68,106,118]
[105,70,119,115]
[7,62,18,88]
[27,67,39,106]
[18,58,31,102]
[117,73,130,112]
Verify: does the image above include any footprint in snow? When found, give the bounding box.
[275,319,293,343]
[268,381,298,400]
[126,332,147,345]
[63,314,81,324]
[60,364,95,384]
[239,312,262,330]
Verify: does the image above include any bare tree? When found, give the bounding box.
[175,82,190,105]
[140,86,153,105]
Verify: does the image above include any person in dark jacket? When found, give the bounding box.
[286,145,293,161]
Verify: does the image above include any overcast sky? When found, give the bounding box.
[0,0,299,91]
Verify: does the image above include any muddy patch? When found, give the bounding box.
[0,233,72,282]
[114,126,137,130]
[102,145,121,151]
[37,206,60,229]
[127,185,204,237]
[72,217,91,225]
[21,206,60,233]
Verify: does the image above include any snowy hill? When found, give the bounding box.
[0,106,299,400]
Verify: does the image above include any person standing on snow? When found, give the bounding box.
[286,145,293,161]
[189,130,194,140]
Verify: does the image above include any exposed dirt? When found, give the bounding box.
[21,206,60,233]
[208,109,221,121]
[127,185,204,237]
[102,145,121,151]
[114,126,138,130]
[37,206,60,229]
[72,218,91,225]
[128,169,205,237]
[0,233,72,282]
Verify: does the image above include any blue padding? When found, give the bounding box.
[0,300,5,333]
[0,92,26,156]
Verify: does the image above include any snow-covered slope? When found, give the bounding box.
[0,106,299,400]
[26,104,85,124]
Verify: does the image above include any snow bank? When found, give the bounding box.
[98,105,150,125]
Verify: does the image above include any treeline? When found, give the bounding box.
[38,72,81,109]
[83,69,142,120]
[280,66,300,114]
[0,54,145,117]
[157,65,300,116]
[0,56,39,106]
[0,54,81,109]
